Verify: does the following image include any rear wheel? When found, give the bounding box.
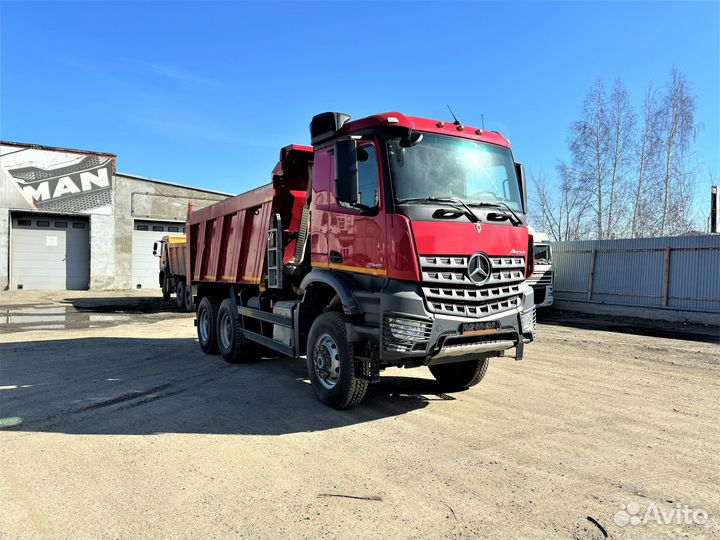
[197,296,220,354]
[175,281,185,309]
[183,283,194,312]
[306,312,368,409]
[217,298,256,363]
[429,358,489,391]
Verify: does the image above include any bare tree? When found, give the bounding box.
[605,77,635,238]
[658,67,697,236]
[530,167,591,242]
[535,69,700,241]
[631,86,662,237]
[567,78,610,239]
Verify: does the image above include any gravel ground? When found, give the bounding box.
[0,292,718,539]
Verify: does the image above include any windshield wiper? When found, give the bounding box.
[468,201,523,226]
[396,197,480,223]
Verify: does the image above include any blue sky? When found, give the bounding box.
[1,1,718,208]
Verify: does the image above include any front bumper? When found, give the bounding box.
[356,281,536,366]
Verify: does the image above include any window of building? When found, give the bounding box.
[55,222,68,228]
[136,225,148,231]
[17,219,31,226]
[168,226,179,232]
[152,226,164,232]
[37,220,50,227]
[73,223,86,229]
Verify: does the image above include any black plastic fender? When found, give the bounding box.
[298,269,364,315]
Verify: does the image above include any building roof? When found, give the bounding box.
[0,140,116,158]
[116,171,233,197]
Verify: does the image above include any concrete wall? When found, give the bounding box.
[0,169,228,291]
[110,174,227,289]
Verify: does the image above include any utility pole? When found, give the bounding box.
[711,185,719,233]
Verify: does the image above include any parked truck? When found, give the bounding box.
[187,111,536,409]
[526,231,553,307]
[153,235,193,312]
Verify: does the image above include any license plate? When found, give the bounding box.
[462,321,500,335]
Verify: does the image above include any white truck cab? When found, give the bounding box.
[527,231,554,308]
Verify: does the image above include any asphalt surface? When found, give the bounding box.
[0,291,718,539]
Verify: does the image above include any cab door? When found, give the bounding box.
[312,141,387,277]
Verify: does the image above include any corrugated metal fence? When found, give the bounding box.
[552,235,720,313]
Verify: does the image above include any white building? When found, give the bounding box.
[0,141,229,291]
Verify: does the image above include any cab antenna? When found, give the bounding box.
[447,105,462,126]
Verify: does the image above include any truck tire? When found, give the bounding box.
[162,276,171,301]
[429,358,489,391]
[176,281,185,309]
[197,296,220,354]
[306,312,369,409]
[183,284,194,312]
[217,298,256,363]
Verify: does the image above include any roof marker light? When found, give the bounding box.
[476,129,484,135]
[456,125,464,131]
[387,117,400,124]
[436,121,445,128]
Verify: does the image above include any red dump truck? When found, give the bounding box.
[153,235,193,312]
[187,112,536,408]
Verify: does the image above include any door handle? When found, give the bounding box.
[330,251,343,264]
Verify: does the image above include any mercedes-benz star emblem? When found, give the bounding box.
[467,253,492,285]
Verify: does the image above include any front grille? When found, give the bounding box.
[420,255,526,318]
[527,269,553,286]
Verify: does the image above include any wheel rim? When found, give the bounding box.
[199,308,210,343]
[219,312,232,350]
[313,333,340,390]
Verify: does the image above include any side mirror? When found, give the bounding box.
[153,241,158,256]
[334,139,359,205]
[515,162,526,213]
[399,131,423,148]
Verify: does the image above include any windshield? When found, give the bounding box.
[387,133,523,211]
[534,244,552,263]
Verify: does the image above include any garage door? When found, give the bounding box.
[10,214,90,290]
[132,220,184,290]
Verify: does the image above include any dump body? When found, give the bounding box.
[163,236,188,278]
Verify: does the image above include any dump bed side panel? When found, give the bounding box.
[188,184,274,286]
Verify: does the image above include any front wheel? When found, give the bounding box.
[197,296,220,354]
[429,358,489,391]
[162,276,171,301]
[306,312,368,409]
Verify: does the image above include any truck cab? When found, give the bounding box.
[188,111,536,408]
[526,231,554,307]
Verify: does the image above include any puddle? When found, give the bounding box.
[0,305,187,333]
